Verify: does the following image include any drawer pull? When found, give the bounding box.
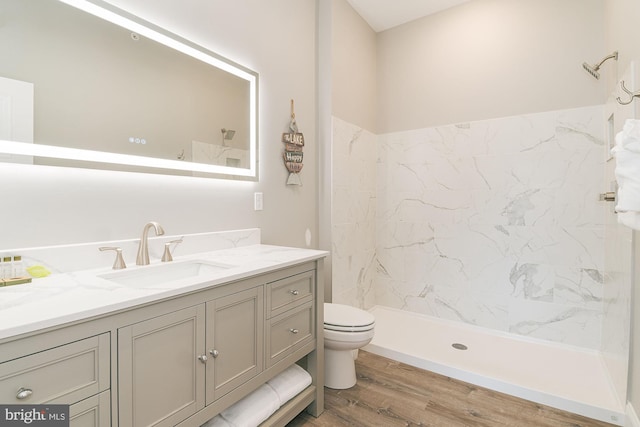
[16,388,33,400]
[210,349,220,358]
[198,355,208,363]
[289,328,299,334]
[289,290,299,296]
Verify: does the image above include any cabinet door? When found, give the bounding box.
[206,286,264,405]
[69,390,110,427]
[118,305,205,427]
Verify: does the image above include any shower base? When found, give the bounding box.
[364,305,625,425]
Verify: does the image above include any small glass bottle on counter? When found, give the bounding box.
[12,256,24,278]
[2,256,13,279]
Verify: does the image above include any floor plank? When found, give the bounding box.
[288,351,616,427]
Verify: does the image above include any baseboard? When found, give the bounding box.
[627,402,640,427]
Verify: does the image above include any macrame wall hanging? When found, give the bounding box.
[282,99,304,185]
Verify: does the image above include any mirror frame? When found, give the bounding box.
[0,0,259,180]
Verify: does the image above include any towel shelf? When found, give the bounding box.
[259,385,316,427]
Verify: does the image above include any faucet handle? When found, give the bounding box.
[161,238,183,263]
[99,247,127,270]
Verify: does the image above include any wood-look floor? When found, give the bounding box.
[288,351,616,427]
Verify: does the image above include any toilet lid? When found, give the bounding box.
[324,303,375,332]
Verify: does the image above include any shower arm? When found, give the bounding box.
[582,50,618,80]
[592,51,619,70]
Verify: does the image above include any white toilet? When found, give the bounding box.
[323,303,375,389]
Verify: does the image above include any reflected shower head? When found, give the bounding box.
[582,51,618,80]
[221,128,235,140]
[221,128,235,146]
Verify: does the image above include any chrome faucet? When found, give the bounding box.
[136,221,165,265]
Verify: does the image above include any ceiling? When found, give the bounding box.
[346,0,472,32]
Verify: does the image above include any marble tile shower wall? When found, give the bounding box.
[376,105,606,349]
[331,117,377,308]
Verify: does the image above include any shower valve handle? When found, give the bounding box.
[599,192,616,202]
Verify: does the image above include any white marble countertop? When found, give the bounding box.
[0,244,327,341]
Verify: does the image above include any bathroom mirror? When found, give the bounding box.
[0,0,258,180]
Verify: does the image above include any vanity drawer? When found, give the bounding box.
[0,333,110,405]
[266,302,314,367]
[266,270,314,318]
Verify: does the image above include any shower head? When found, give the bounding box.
[582,51,618,80]
[582,62,601,79]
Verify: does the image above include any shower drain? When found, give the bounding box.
[452,343,468,350]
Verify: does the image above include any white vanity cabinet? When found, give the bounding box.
[0,255,325,427]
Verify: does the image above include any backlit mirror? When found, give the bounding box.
[0,0,258,180]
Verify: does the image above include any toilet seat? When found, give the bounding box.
[324,327,375,343]
[324,323,374,332]
[324,303,375,333]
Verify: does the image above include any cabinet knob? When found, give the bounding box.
[198,355,208,363]
[210,349,220,358]
[289,290,299,295]
[16,388,33,400]
[289,328,299,334]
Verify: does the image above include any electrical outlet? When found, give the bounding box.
[254,192,263,211]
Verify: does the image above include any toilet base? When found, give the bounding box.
[325,348,358,389]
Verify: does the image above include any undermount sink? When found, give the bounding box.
[99,260,232,287]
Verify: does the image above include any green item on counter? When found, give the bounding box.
[26,265,51,278]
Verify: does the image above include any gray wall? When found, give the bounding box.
[331,0,377,133]
[376,0,606,132]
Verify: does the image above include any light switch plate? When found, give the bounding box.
[254,192,263,211]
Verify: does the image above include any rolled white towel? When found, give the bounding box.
[220,384,280,427]
[612,119,640,213]
[617,211,640,230]
[201,415,231,427]
[266,364,312,406]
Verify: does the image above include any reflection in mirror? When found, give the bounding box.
[0,0,258,179]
